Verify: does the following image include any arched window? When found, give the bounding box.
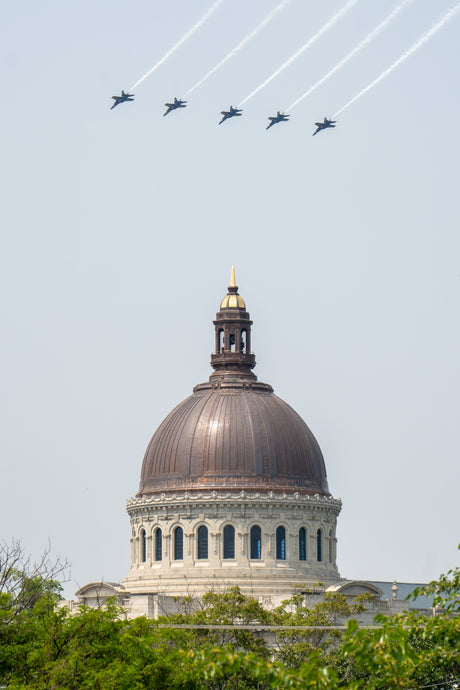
[155,528,162,562]
[174,526,183,561]
[140,528,146,563]
[250,526,262,560]
[317,529,322,562]
[197,525,208,560]
[240,329,246,353]
[276,526,286,560]
[223,525,235,559]
[299,527,307,561]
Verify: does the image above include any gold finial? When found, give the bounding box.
[220,266,245,309]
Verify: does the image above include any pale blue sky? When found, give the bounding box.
[1,0,459,598]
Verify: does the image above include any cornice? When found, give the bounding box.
[126,490,342,515]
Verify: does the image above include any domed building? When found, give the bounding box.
[119,269,342,616]
[72,272,432,619]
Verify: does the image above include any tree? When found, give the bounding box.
[271,590,368,670]
[0,539,69,627]
[338,551,460,688]
[159,586,271,656]
[1,547,459,689]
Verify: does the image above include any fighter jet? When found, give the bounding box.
[110,90,135,110]
[313,117,336,135]
[163,97,187,116]
[219,106,242,125]
[266,111,289,130]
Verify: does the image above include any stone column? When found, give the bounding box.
[163,533,171,566]
[185,531,194,565]
[239,530,247,557]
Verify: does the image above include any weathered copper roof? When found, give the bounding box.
[137,271,331,497]
[138,381,330,496]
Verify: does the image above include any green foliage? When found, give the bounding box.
[337,561,460,689]
[1,547,460,689]
[160,586,271,655]
[0,539,67,628]
[271,590,365,669]
[184,646,340,689]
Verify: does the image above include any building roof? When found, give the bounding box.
[137,271,331,497]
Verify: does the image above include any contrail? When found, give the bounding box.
[185,0,292,97]
[129,0,225,92]
[239,0,359,107]
[333,0,460,118]
[286,0,414,112]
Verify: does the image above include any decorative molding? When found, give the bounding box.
[127,490,342,513]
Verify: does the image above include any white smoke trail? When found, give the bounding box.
[333,0,460,118]
[185,0,292,97]
[238,0,359,107]
[286,0,414,112]
[129,0,225,92]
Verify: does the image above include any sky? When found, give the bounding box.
[1,0,459,600]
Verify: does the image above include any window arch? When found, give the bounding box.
[174,526,183,561]
[317,529,322,562]
[155,528,162,562]
[223,525,235,559]
[276,526,286,560]
[140,528,146,563]
[240,329,246,353]
[250,526,262,560]
[299,527,307,561]
[197,525,208,560]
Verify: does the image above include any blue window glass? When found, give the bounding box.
[197,525,208,560]
[299,527,307,561]
[317,529,322,562]
[140,528,146,563]
[223,525,235,559]
[276,526,286,560]
[174,526,183,560]
[250,526,261,559]
[155,528,162,562]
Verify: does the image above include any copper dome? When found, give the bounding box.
[138,271,331,497]
[138,381,330,496]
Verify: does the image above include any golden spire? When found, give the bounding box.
[220,266,246,310]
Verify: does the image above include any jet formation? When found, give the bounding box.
[266,111,289,130]
[110,92,337,135]
[163,97,187,116]
[110,90,135,110]
[218,106,243,124]
[313,117,336,135]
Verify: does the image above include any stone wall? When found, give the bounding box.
[124,490,342,607]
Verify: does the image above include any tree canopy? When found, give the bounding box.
[1,541,459,689]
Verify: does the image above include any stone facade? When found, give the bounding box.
[123,490,341,607]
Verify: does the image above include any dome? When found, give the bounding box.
[138,380,330,496]
[138,269,331,498]
[220,293,246,310]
